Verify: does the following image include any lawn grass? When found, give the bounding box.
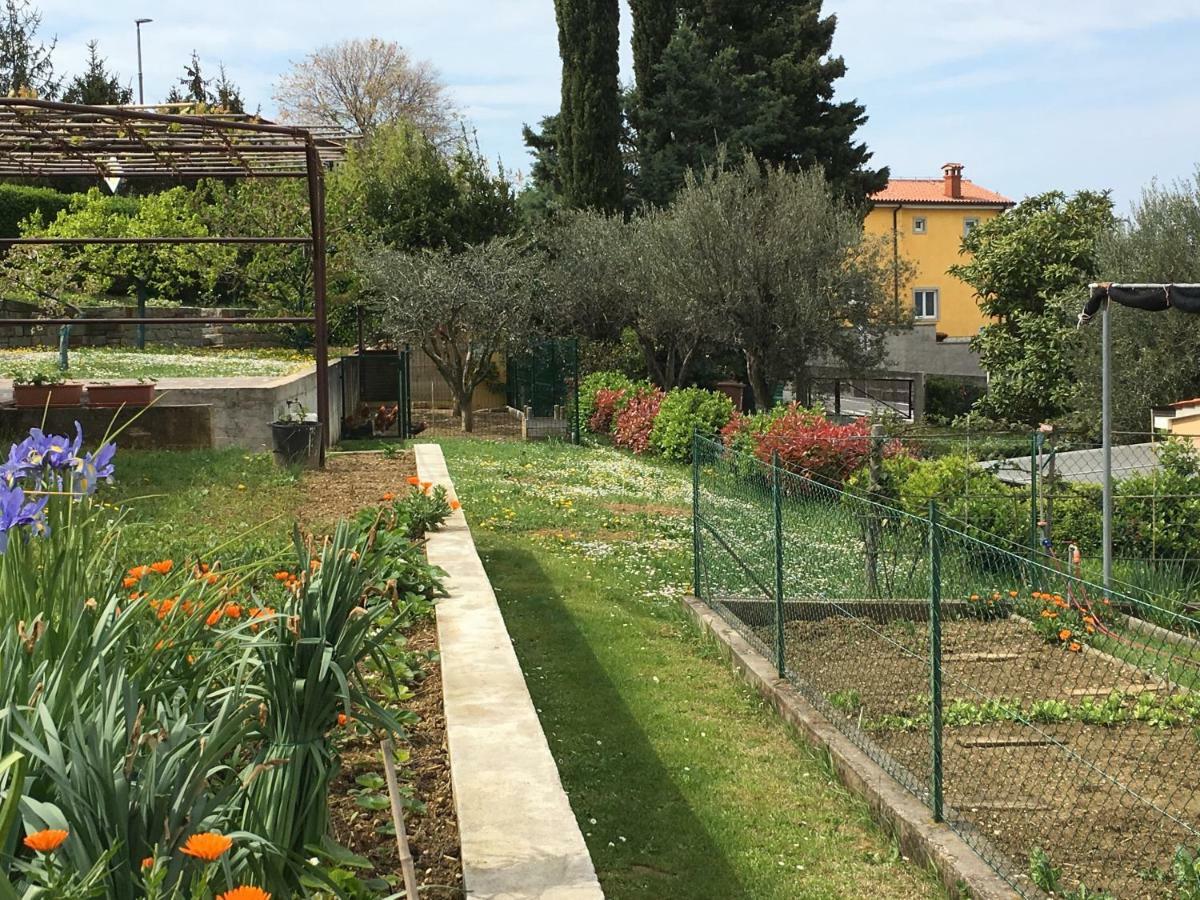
[438,437,943,900]
[0,344,315,380]
[106,447,302,567]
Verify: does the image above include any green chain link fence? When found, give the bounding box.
[693,432,1200,898]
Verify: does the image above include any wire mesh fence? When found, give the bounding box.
[694,433,1200,898]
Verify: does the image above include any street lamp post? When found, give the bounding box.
[135,18,152,104]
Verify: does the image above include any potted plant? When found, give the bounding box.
[11,366,85,408]
[87,377,157,408]
[270,399,322,468]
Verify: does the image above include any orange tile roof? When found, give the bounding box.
[871,178,1013,206]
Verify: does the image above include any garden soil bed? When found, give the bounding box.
[301,451,418,526]
[305,450,464,896]
[329,618,463,897]
[753,614,1200,897]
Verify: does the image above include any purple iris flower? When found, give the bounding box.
[0,482,48,552]
[70,442,117,496]
[20,423,84,470]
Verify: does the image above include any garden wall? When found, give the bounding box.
[0,300,282,349]
[155,360,346,451]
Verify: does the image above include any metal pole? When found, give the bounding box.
[1102,298,1113,590]
[928,500,944,823]
[57,325,69,371]
[135,19,151,105]
[1029,432,1039,555]
[692,432,702,599]
[135,282,147,350]
[306,142,330,465]
[772,449,786,677]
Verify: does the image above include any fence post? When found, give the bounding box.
[772,449,786,677]
[864,424,884,597]
[928,499,944,823]
[692,431,702,600]
[571,338,581,445]
[1029,432,1040,555]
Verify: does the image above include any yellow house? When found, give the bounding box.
[865,163,1013,338]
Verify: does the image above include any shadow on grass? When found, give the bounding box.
[478,540,750,900]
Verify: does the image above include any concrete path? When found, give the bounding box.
[416,444,604,900]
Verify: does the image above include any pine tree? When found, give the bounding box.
[553,0,623,211]
[165,52,246,112]
[634,0,886,205]
[0,0,57,98]
[62,40,132,105]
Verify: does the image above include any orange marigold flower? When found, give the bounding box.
[337,712,348,727]
[122,576,139,589]
[23,829,67,853]
[217,887,270,900]
[150,560,173,575]
[450,499,461,510]
[381,492,395,502]
[180,832,232,861]
[1040,609,1056,619]
[1058,628,1072,642]
[127,565,152,581]
[406,476,420,486]
[205,608,223,627]
[273,571,290,582]
[1008,590,1018,598]
[969,593,980,601]
[420,481,432,492]
[1068,642,1082,652]
[309,558,321,572]
[141,856,154,870]
[224,603,242,620]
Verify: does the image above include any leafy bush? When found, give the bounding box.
[1044,480,1103,555]
[580,371,651,433]
[0,184,70,238]
[924,376,985,424]
[751,406,879,483]
[893,453,1027,545]
[650,387,734,462]
[589,387,629,433]
[1115,438,1200,560]
[613,388,664,454]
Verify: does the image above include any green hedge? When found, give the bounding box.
[0,184,70,238]
[649,387,734,462]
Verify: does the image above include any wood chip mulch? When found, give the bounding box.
[306,450,464,897]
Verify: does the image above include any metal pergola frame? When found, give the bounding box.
[1082,281,1200,589]
[0,98,349,464]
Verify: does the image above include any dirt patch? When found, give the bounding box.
[749,613,1200,897]
[301,452,417,526]
[329,619,463,896]
[603,502,690,517]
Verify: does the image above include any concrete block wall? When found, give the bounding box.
[154,360,345,452]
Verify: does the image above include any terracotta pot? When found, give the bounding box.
[13,382,85,408]
[86,382,156,407]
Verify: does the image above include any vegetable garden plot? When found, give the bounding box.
[692,434,1200,898]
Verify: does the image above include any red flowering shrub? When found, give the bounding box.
[751,406,879,483]
[588,388,628,434]
[613,388,664,454]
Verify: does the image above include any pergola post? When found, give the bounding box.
[306,141,330,466]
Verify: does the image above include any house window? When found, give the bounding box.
[914,288,938,320]
[963,216,980,236]
[912,216,927,235]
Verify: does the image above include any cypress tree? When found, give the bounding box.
[553,0,623,211]
[634,0,887,205]
[628,0,676,95]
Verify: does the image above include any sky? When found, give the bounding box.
[35,0,1200,212]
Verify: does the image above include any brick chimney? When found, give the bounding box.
[942,162,963,199]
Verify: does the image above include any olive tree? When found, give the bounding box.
[361,237,545,432]
[664,155,897,409]
[543,208,715,388]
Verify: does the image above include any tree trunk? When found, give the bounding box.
[460,403,474,433]
[745,351,773,411]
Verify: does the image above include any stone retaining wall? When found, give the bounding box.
[0,300,282,349]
